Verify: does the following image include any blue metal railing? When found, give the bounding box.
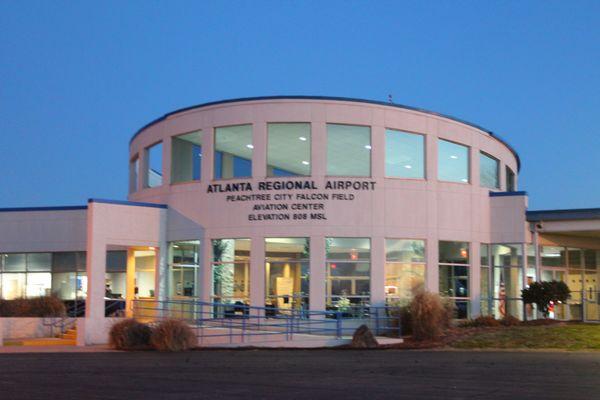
[132,299,402,343]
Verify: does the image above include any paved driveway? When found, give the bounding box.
[0,349,598,399]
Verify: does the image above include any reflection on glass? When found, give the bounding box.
[145,142,163,188]
[212,239,250,304]
[267,123,311,177]
[214,125,253,179]
[480,152,499,189]
[171,131,202,183]
[385,129,424,179]
[326,124,371,176]
[438,139,469,183]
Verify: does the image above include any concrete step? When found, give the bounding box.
[5,338,77,347]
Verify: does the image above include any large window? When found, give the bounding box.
[168,241,199,298]
[326,124,371,176]
[105,251,126,300]
[1,253,53,300]
[144,142,163,188]
[506,166,516,191]
[265,238,309,314]
[212,239,250,304]
[326,238,370,315]
[129,156,139,193]
[171,131,202,183]
[214,125,253,179]
[480,152,499,189]
[385,129,424,179]
[439,241,470,318]
[134,250,155,298]
[438,139,469,183]
[52,251,87,300]
[267,123,311,177]
[385,239,425,303]
[491,244,523,319]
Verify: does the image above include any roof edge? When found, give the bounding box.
[130,95,521,171]
[0,205,88,213]
[88,198,167,209]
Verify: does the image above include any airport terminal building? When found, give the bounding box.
[1,96,599,343]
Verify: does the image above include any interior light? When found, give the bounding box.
[404,165,412,169]
[149,246,156,251]
[450,155,459,159]
[299,136,307,141]
[301,161,310,165]
[246,144,254,149]
[364,145,372,150]
[461,178,468,182]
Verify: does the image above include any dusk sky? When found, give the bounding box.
[1,1,598,210]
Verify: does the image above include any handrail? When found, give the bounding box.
[131,299,402,343]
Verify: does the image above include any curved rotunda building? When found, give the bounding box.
[2,96,599,344]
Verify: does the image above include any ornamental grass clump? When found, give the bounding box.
[0,296,66,317]
[150,319,197,352]
[410,291,452,341]
[109,319,152,350]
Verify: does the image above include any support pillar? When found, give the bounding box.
[309,236,326,312]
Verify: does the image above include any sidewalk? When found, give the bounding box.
[0,344,116,353]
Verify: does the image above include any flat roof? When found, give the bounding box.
[527,208,600,222]
[131,95,521,171]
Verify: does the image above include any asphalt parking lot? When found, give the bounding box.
[0,349,599,399]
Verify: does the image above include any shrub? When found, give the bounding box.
[501,315,521,327]
[109,319,152,350]
[150,319,197,352]
[460,316,502,328]
[522,281,570,317]
[0,296,66,317]
[410,291,450,341]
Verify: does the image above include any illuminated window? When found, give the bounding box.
[214,125,252,179]
[211,239,250,305]
[168,241,200,298]
[265,238,309,314]
[385,239,425,302]
[171,131,202,183]
[438,139,469,183]
[326,124,371,176]
[385,129,424,179]
[438,241,470,318]
[267,123,311,177]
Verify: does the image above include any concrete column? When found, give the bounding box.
[125,249,136,317]
[249,237,265,313]
[200,236,212,303]
[156,209,168,303]
[252,121,267,179]
[311,122,326,179]
[162,136,172,186]
[426,239,439,293]
[309,235,326,311]
[85,204,108,345]
[470,241,481,317]
[370,236,386,307]
[201,127,214,181]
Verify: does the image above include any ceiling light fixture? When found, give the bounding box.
[246,144,254,149]
[301,161,310,165]
[299,136,307,141]
[364,145,372,150]
[450,155,458,159]
[404,165,412,169]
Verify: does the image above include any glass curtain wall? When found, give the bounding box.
[439,241,470,318]
[168,241,200,298]
[438,140,469,183]
[480,152,500,189]
[51,252,87,301]
[212,239,251,305]
[325,238,371,316]
[171,131,202,183]
[326,124,371,176]
[491,244,524,319]
[385,129,425,179]
[384,239,425,304]
[144,142,163,188]
[267,123,311,176]
[214,125,253,179]
[265,238,309,315]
